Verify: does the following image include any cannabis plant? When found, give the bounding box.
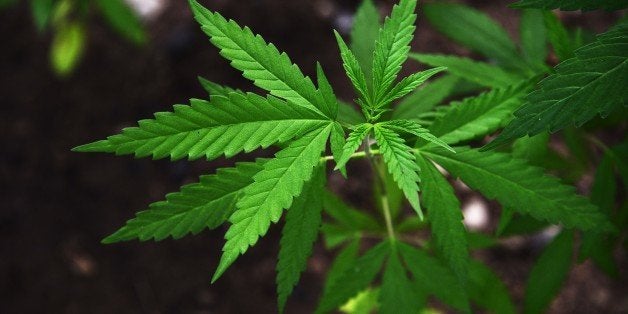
[74,0,625,312]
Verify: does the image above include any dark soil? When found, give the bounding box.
[1,0,625,313]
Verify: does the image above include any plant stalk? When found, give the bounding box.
[364,135,396,241]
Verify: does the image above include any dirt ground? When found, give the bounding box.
[1,0,625,313]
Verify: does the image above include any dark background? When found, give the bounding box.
[1,0,626,313]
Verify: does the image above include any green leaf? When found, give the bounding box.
[373,124,423,217]
[393,75,461,120]
[102,160,265,243]
[372,0,417,105]
[73,93,329,161]
[423,147,612,232]
[335,123,373,170]
[277,166,325,312]
[524,230,574,314]
[197,76,241,97]
[543,11,575,61]
[423,3,528,71]
[428,81,533,146]
[213,125,332,282]
[467,260,516,314]
[31,0,54,31]
[95,0,146,45]
[350,0,381,83]
[330,122,348,176]
[520,10,547,68]
[338,101,366,125]
[316,241,389,314]
[189,0,333,118]
[377,67,447,107]
[511,0,627,11]
[410,53,523,88]
[381,119,454,152]
[317,63,339,118]
[340,288,380,314]
[485,22,628,149]
[323,191,381,232]
[416,154,468,285]
[398,243,470,312]
[322,239,360,296]
[50,21,86,77]
[0,0,18,10]
[580,153,619,277]
[379,247,420,314]
[334,30,370,105]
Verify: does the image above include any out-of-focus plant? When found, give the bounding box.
[4,0,146,76]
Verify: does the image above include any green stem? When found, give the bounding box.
[364,135,396,241]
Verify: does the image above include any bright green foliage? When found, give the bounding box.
[524,231,574,314]
[215,125,332,282]
[428,81,533,145]
[102,160,265,243]
[377,67,446,107]
[95,0,146,44]
[372,0,417,105]
[50,21,85,76]
[73,0,623,312]
[416,155,468,285]
[380,119,453,152]
[316,242,389,314]
[350,0,381,83]
[335,123,373,170]
[379,248,421,314]
[73,93,329,160]
[410,53,523,88]
[398,243,470,312]
[511,0,628,11]
[423,147,612,231]
[486,22,628,148]
[373,124,423,217]
[335,30,370,105]
[424,3,528,71]
[189,0,334,118]
[277,167,325,312]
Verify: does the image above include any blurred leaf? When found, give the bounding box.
[323,191,382,232]
[410,53,524,88]
[0,0,18,10]
[512,133,550,166]
[50,21,86,76]
[424,2,529,72]
[95,0,146,44]
[520,9,548,71]
[322,239,360,295]
[393,75,460,120]
[316,241,389,314]
[543,11,575,61]
[31,0,54,31]
[467,260,516,314]
[580,152,619,277]
[524,230,574,314]
[350,0,381,84]
[511,0,628,11]
[379,248,422,313]
[398,243,470,312]
[321,224,357,249]
[467,232,498,249]
[340,288,380,314]
[374,163,403,220]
